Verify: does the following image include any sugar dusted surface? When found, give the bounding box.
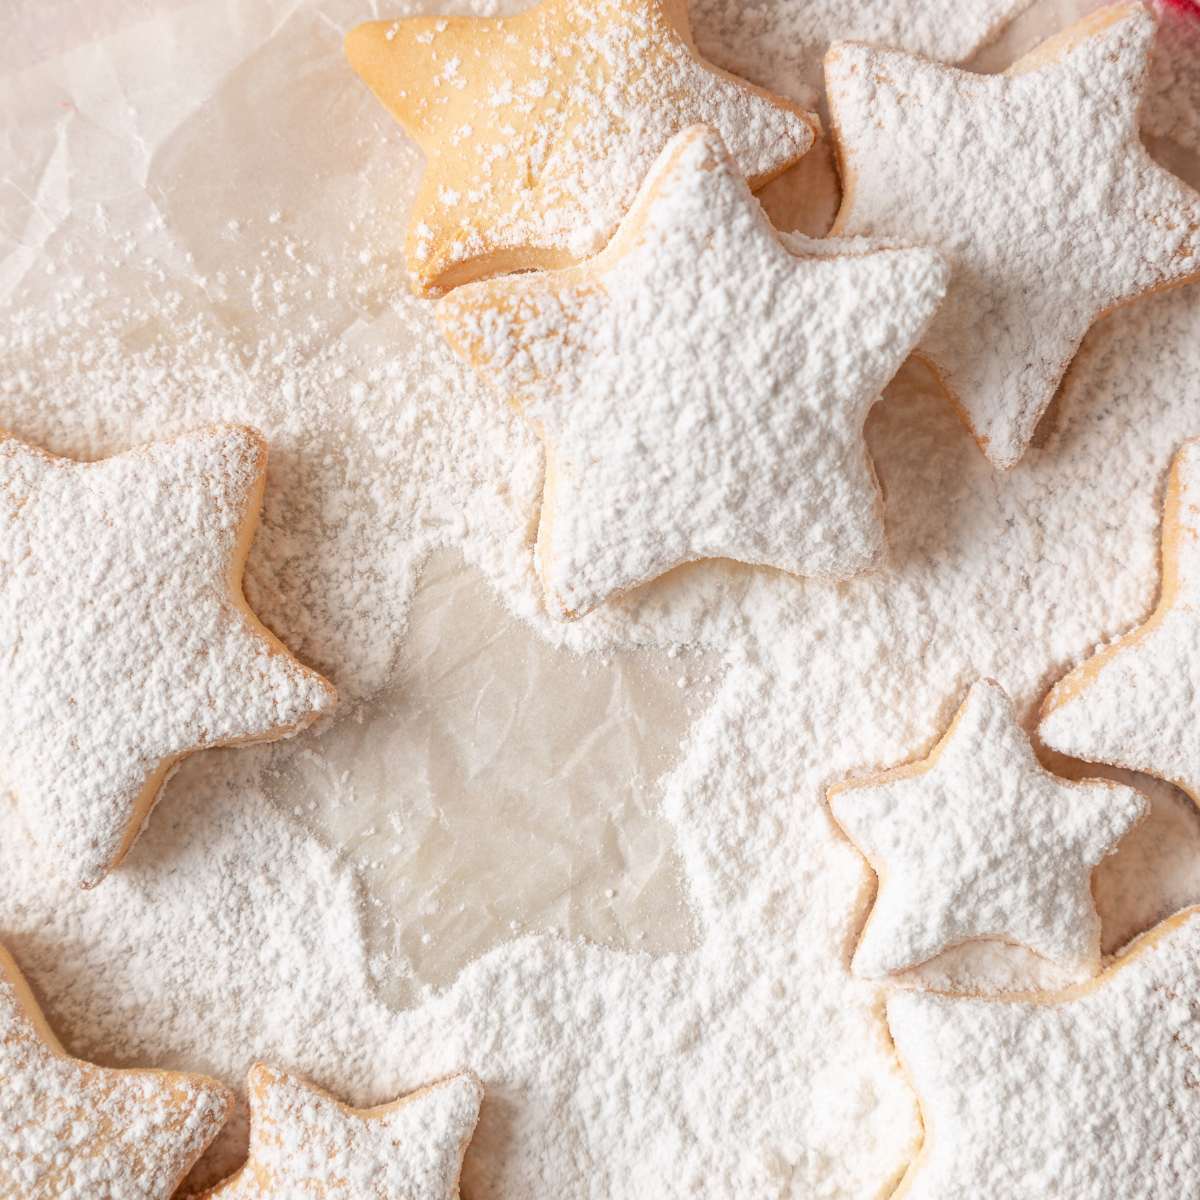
[1040,440,1200,801]
[439,126,947,618]
[202,1068,481,1198]
[832,680,1146,979]
[889,909,1200,1197]
[1144,0,1200,152]
[347,0,815,290]
[0,952,231,1199]
[0,2,1198,1199]
[0,427,335,888]
[827,4,1200,468]
[691,0,1034,99]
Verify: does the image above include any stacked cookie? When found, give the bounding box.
[352,0,1200,618]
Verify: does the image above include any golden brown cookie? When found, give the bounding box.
[346,0,817,294]
[0,943,232,1199]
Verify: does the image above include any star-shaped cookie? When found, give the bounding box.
[1143,0,1200,154]
[438,125,948,620]
[1041,439,1200,802]
[690,0,1036,96]
[0,426,337,888]
[200,1065,482,1198]
[345,0,818,294]
[826,2,1200,469]
[888,907,1200,1198]
[830,680,1146,978]
[0,942,232,1200]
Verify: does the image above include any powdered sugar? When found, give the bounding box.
[202,1067,481,1198]
[827,3,1200,469]
[439,125,947,618]
[830,680,1146,980]
[0,426,336,888]
[0,1,1198,1198]
[888,908,1200,1197]
[691,0,1034,101]
[0,749,921,1198]
[0,944,232,1199]
[346,0,816,292]
[1144,0,1200,152]
[0,427,338,888]
[1040,439,1200,801]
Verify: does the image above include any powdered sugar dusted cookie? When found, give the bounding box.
[0,426,337,888]
[691,0,1034,99]
[1144,0,1200,153]
[888,907,1200,1197]
[345,0,817,295]
[200,1065,482,1198]
[0,942,232,1199]
[826,3,1200,470]
[1040,439,1200,803]
[830,680,1146,980]
[438,125,948,620]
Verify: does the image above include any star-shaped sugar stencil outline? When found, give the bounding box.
[829,680,1147,979]
[199,1064,482,1199]
[886,906,1200,1198]
[0,425,337,888]
[825,1,1200,470]
[0,942,233,1199]
[264,548,713,1007]
[344,0,818,294]
[1040,437,1200,804]
[437,124,948,621]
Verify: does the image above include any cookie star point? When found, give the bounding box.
[826,1,1200,469]
[0,425,337,888]
[344,16,477,147]
[830,679,1146,979]
[1040,438,1200,801]
[888,907,1200,1197]
[201,1064,483,1198]
[440,125,947,620]
[0,942,232,1200]
[347,0,818,294]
